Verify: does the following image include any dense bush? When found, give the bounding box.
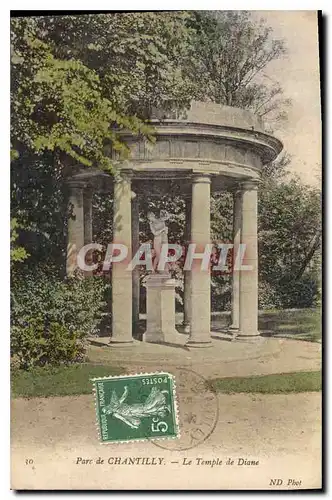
[211,276,232,312]
[11,319,85,370]
[258,272,319,310]
[258,281,283,310]
[276,273,319,309]
[11,267,109,368]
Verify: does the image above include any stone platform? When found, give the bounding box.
[87,335,321,380]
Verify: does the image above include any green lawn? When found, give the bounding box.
[211,308,321,343]
[11,363,124,398]
[258,308,322,343]
[12,365,321,399]
[209,371,321,394]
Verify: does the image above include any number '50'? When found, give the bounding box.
[151,417,168,432]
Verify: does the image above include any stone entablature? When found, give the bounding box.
[69,102,282,185]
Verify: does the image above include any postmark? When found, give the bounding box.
[152,367,219,451]
[92,372,179,443]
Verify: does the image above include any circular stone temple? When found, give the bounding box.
[65,101,283,346]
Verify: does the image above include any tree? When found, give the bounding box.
[11,150,67,269]
[11,16,154,172]
[188,11,291,126]
[258,175,321,307]
[10,13,195,267]
[32,12,196,118]
[11,13,196,165]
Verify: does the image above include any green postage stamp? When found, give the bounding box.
[92,372,179,443]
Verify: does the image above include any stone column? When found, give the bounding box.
[83,187,93,245]
[83,187,93,276]
[131,192,140,335]
[238,180,259,340]
[229,189,242,335]
[110,172,133,344]
[182,195,191,333]
[187,174,212,347]
[66,181,84,276]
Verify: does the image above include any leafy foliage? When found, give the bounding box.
[11,11,291,169]
[11,151,68,270]
[10,218,29,264]
[11,267,107,337]
[35,12,196,117]
[188,11,290,125]
[259,177,321,284]
[11,319,85,370]
[11,267,108,368]
[258,176,321,308]
[10,13,194,168]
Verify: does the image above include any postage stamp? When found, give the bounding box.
[92,372,179,443]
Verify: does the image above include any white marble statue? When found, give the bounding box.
[147,210,169,272]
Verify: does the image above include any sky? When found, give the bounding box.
[255,11,321,186]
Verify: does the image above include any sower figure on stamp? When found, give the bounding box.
[147,210,169,273]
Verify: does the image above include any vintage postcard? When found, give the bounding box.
[10,10,322,490]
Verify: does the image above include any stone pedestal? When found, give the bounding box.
[144,274,182,345]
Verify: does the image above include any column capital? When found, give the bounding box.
[114,169,134,183]
[240,178,261,191]
[232,188,243,199]
[66,178,87,190]
[84,185,94,196]
[192,173,211,184]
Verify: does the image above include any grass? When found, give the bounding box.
[11,363,124,398]
[12,364,321,399]
[209,371,321,394]
[211,308,322,343]
[258,308,322,343]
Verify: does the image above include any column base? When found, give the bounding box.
[228,326,239,341]
[182,322,190,334]
[109,338,134,346]
[235,333,264,343]
[144,330,184,346]
[228,325,239,332]
[186,339,212,348]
